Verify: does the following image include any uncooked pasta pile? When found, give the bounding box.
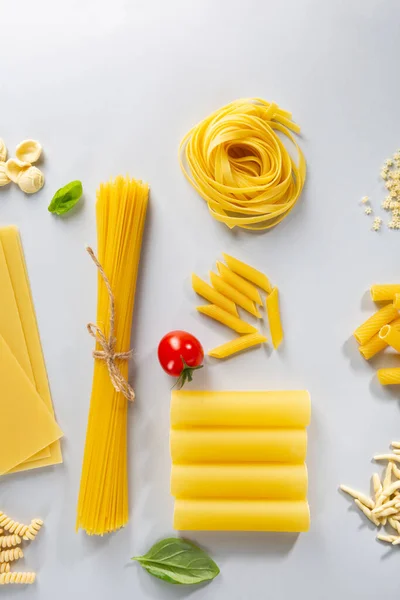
[76,176,149,535]
[179,98,306,231]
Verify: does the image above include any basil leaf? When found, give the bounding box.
[48,180,83,215]
[132,537,220,585]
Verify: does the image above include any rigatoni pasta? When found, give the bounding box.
[377,368,400,385]
[359,317,400,360]
[370,284,400,302]
[379,324,400,352]
[353,304,398,345]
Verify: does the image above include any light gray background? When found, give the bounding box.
[1,0,400,597]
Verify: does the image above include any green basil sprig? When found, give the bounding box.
[48,180,83,215]
[132,537,220,585]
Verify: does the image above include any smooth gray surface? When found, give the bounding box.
[1,0,400,597]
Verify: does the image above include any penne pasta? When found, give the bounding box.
[222,254,272,294]
[196,305,257,334]
[370,284,400,302]
[216,261,262,305]
[377,368,400,385]
[353,304,398,345]
[192,273,238,317]
[209,271,261,318]
[379,324,400,352]
[266,287,283,349]
[208,333,267,359]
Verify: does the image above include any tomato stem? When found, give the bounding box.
[174,357,203,389]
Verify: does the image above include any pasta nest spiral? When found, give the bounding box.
[180,98,306,231]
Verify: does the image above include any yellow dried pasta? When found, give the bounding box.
[353,304,399,345]
[0,572,35,585]
[0,547,23,563]
[209,271,261,318]
[197,305,257,334]
[208,333,267,358]
[22,519,43,541]
[359,317,400,359]
[0,513,29,537]
[377,368,400,385]
[192,274,238,317]
[216,261,262,305]
[266,287,283,349]
[379,324,400,352]
[0,564,10,574]
[223,254,272,293]
[370,284,400,302]
[179,98,306,231]
[0,535,21,549]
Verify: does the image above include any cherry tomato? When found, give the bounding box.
[158,330,204,388]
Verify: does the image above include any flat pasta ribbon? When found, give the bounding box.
[86,247,135,402]
[179,98,306,230]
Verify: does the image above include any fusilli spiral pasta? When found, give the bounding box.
[0,572,36,585]
[23,519,43,541]
[0,564,10,574]
[0,547,23,563]
[0,534,21,548]
[0,513,29,537]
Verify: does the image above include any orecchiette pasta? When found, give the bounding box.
[0,535,21,548]
[0,547,23,563]
[0,572,36,585]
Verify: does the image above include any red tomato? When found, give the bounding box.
[158,330,204,388]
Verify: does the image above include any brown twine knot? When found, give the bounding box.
[86,246,135,402]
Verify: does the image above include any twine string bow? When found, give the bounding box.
[86,246,135,402]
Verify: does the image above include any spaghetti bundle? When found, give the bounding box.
[77,176,149,535]
[179,98,306,231]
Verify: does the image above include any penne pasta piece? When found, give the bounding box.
[353,304,399,345]
[216,261,262,305]
[208,333,267,359]
[370,284,400,302]
[197,305,257,334]
[266,287,283,349]
[359,317,400,360]
[209,271,261,318]
[377,369,400,386]
[379,324,400,352]
[222,254,272,293]
[192,274,238,317]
